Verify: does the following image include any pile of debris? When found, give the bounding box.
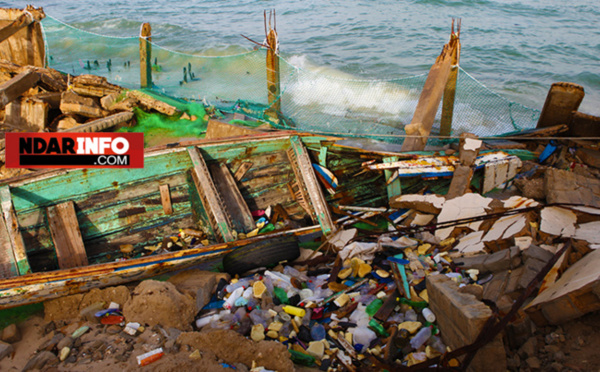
[0,60,207,179]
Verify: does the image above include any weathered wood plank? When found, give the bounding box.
[159,184,173,215]
[47,201,89,269]
[10,149,191,212]
[288,136,335,235]
[188,146,235,242]
[127,90,178,116]
[0,211,18,278]
[0,11,35,44]
[60,111,134,133]
[0,70,40,108]
[5,96,48,131]
[210,163,255,233]
[139,23,152,89]
[234,161,253,181]
[0,185,30,275]
[401,36,458,151]
[0,6,46,67]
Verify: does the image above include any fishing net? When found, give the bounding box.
[41,15,541,145]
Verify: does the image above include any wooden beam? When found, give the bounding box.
[440,22,461,137]
[159,184,173,215]
[266,28,281,118]
[60,111,134,133]
[0,186,30,275]
[0,6,46,67]
[187,146,235,242]
[0,11,34,44]
[209,163,255,233]
[47,201,89,269]
[401,35,458,152]
[0,70,40,109]
[139,23,152,88]
[288,136,335,235]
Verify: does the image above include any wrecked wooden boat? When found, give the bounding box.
[0,126,536,309]
[0,131,338,309]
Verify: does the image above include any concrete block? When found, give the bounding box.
[483,246,521,272]
[522,245,554,264]
[453,254,488,273]
[525,249,600,325]
[518,258,547,290]
[427,274,506,372]
[545,168,600,208]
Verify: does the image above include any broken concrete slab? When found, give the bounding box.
[389,193,444,214]
[573,221,600,244]
[482,246,522,273]
[435,193,493,241]
[453,230,486,255]
[427,274,506,372]
[525,248,600,325]
[540,207,576,237]
[545,168,600,208]
[483,214,528,243]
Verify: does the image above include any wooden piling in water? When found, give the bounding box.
[266,28,281,118]
[139,23,152,89]
[440,20,461,137]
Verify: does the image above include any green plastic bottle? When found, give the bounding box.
[368,319,389,337]
[365,298,383,316]
[273,287,289,304]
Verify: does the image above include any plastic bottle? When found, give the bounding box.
[428,335,446,354]
[310,323,326,341]
[352,327,377,352]
[422,307,436,323]
[405,308,418,322]
[224,287,244,309]
[365,298,383,316]
[273,287,289,304]
[233,307,247,323]
[410,326,432,350]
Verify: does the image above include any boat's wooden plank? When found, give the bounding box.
[188,146,235,242]
[0,212,18,278]
[210,163,255,233]
[47,201,89,269]
[234,161,253,182]
[288,136,335,235]
[159,184,173,215]
[0,70,40,109]
[10,150,193,212]
[0,185,30,275]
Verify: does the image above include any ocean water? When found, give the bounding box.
[5,0,599,117]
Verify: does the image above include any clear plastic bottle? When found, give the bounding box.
[224,287,245,309]
[410,326,432,350]
[422,307,436,323]
[428,335,446,354]
[352,326,377,352]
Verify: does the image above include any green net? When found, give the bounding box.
[41,15,541,145]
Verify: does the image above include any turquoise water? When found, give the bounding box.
[5,0,599,116]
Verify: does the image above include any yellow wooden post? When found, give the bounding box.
[139,23,152,89]
[440,29,461,137]
[266,28,281,117]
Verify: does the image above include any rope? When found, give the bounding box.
[44,15,138,40]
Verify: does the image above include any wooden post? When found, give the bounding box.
[266,28,281,117]
[139,23,152,89]
[440,21,461,137]
[400,30,458,152]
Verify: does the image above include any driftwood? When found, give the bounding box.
[73,74,122,98]
[5,96,48,131]
[61,111,134,133]
[60,90,107,118]
[0,70,39,108]
[401,32,460,152]
[127,90,178,116]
